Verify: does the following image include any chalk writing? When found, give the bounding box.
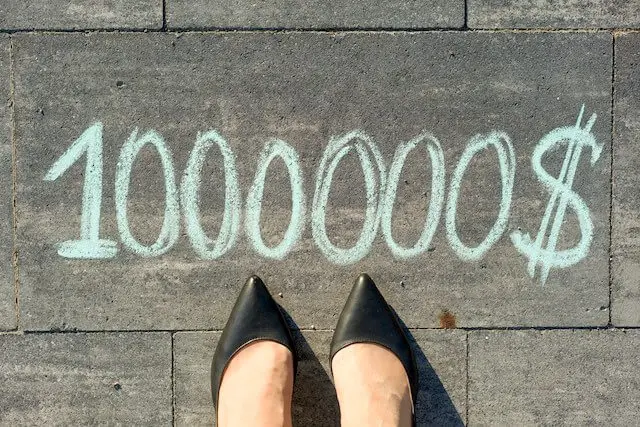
[381,133,445,259]
[115,129,180,257]
[312,130,386,265]
[44,122,118,259]
[181,130,241,260]
[511,106,602,285]
[446,131,516,261]
[44,106,603,283]
[246,139,306,260]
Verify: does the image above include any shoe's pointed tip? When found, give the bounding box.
[245,274,265,288]
[351,273,386,304]
[242,275,269,297]
[355,273,376,288]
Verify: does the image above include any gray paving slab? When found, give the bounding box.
[166,0,464,29]
[468,0,640,29]
[0,332,172,425]
[173,329,466,426]
[0,36,16,330]
[468,329,640,425]
[13,32,612,331]
[612,33,640,326]
[0,0,162,30]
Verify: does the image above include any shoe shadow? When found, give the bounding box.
[396,316,466,427]
[279,307,341,427]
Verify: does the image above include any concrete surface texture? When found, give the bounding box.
[0,0,162,30]
[166,0,465,29]
[0,1,638,426]
[469,330,640,425]
[468,0,640,28]
[0,36,15,331]
[612,33,640,326]
[0,332,172,424]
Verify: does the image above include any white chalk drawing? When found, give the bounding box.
[312,130,386,265]
[115,129,180,257]
[246,139,306,260]
[44,105,603,283]
[511,106,602,285]
[181,130,241,260]
[381,133,445,259]
[43,122,118,259]
[446,131,516,261]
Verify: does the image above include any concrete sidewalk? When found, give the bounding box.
[1,1,639,425]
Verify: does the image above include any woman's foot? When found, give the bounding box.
[211,275,297,427]
[217,340,294,427]
[332,343,413,427]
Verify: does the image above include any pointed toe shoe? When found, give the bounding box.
[211,275,297,411]
[330,273,418,421]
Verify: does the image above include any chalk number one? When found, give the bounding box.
[44,122,118,259]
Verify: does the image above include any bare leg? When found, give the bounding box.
[332,343,413,427]
[217,341,294,427]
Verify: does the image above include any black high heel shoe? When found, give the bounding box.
[211,275,297,412]
[330,273,418,424]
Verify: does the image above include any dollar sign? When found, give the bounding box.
[511,105,603,285]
